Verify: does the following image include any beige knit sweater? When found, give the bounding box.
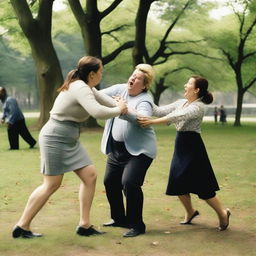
[50,80,121,122]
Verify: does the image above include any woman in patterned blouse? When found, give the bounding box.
[138,75,231,231]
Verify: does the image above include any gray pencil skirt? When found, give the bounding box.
[39,118,92,176]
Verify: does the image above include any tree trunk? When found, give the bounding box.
[234,89,244,127]
[68,0,103,128]
[80,7,102,128]
[82,20,102,58]
[10,0,63,128]
[133,0,154,66]
[69,0,132,128]
[28,36,63,126]
[152,78,167,105]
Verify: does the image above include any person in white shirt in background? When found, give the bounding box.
[12,56,127,239]
[138,75,231,232]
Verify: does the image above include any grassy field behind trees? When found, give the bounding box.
[0,119,255,256]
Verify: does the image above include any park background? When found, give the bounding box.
[1,0,256,127]
[0,0,256,255]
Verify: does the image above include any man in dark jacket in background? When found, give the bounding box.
[0,87,36,150]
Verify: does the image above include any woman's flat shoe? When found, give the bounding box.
[180,210,200,224]
[218,208,231,231]
[12,226,42,238]
[76,225,105,236]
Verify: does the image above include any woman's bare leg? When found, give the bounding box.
[205,196,229,227]
[75,165,97,228]
[178,194,198,222]
[16,175,63,230]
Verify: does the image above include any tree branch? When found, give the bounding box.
[244,76,256,91]
[104,34,120,43]
[102,25,130,43]
[243,51,256,60]
[221,48,236,70]
[102,24,129,35]
[153,50,221,66]
[133,0,156,65]
[243,17,256,42]
[151,66,199,101]
[156,66,198,84]
[162,0,194,43]
[37,0,54,31]
[150,0,195,63]
[10,0,34,29]
[100,0,123,20]
[166,39,205,45]
[247,89,256,97]
[102,41,135,65]
[163,66,198,77]
[229,1,244,35]
[68,0,87,26]
[239,5,246,36]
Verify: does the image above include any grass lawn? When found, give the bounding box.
[0,119,255,256]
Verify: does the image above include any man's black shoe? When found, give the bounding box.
[76,225,105,236]
[103,220,129,228]
[123,228,145,238]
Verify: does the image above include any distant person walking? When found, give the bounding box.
[139,75,231,231]
[0,87,36,150]
[214,106,218,124]
[219,105,227,125]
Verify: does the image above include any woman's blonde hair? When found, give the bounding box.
[135,64,155,91]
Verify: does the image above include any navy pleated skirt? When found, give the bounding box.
[166,131,219,197]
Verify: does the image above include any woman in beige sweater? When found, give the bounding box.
[12,56,127,239]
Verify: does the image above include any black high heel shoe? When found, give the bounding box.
[180,210,200,225]
[12,226,42,238]
[218,208,231,231]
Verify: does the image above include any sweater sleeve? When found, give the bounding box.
[76,85,121,120]
[165,102,204,125]
[120,101,153,125]
[152,99,185,117]
[100,84,126,97]
[91,87,116,107]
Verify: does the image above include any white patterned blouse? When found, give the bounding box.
[153,98,205,133]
